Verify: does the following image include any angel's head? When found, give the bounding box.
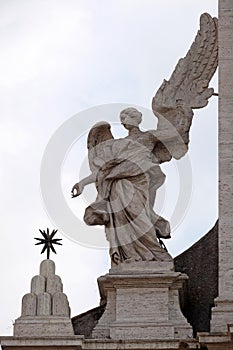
[87,121,113,150]
[120,108,142,130]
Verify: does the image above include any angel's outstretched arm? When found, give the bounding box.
[71,171,97,198]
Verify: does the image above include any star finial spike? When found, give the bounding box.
[34,228,62,259]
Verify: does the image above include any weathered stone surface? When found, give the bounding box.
[46,275,63,295]
[211,0,233,333]
[110,260,174,274]
[52,292,70,317]
[40,259,55,277]
[110,323,174,340]
[13,317,75,337]
[37,292,52,316]
[198,328,233,350]
[92,271,192,340]
[21,293,37,316]
[31,275,46,294]
[0,335,198,349]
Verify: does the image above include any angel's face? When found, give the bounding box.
[120,113,139,130]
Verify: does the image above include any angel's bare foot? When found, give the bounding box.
[112,252,120,265]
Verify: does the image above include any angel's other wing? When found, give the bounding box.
[87,121,114,172]
[87,121,114,150]
[152,13,218,161]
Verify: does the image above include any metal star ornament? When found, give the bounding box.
[34,228,62,259]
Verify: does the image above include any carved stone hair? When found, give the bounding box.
[120,108,142,125]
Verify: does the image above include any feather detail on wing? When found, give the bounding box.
[152,13,218,162]
[87,121,114,172]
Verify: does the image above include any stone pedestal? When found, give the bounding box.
[92,262,192,340]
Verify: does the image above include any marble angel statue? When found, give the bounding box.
[71,13,218,265]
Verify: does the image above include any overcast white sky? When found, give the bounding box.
[0,0,217,336]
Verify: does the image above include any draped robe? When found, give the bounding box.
[84,138,172,264]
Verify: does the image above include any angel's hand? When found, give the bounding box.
[71,182,83,198]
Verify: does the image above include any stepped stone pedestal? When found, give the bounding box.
[92,261,192,340]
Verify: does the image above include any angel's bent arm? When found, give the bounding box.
[80,172,97,187]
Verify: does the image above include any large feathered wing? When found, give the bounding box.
[152,13,218,162]
[87,121,114,172]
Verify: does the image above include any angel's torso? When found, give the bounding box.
[124,128,158,152]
